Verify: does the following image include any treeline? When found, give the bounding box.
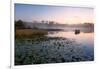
[15,20,94,29]
[15,20,40,29]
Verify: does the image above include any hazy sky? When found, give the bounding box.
[15,4,94,24]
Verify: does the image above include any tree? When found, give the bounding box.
[15,20,25,29]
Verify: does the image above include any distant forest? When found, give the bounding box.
[15,20,94,29]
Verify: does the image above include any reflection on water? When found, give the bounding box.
[47,31,94,57]
[15,29,94,65]
[47,31,94,45]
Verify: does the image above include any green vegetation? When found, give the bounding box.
[15,20,25,29]
[15,20,48,40]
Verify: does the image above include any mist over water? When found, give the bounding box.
[47,30,94,57]
[15,4,94,65]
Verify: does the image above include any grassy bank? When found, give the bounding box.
[15,29,48,39]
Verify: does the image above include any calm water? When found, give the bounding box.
[47,31,94,57]
[15,30,94,65]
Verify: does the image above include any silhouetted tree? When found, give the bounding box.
[15,20,25,29]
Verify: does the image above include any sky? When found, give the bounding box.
[15,4,94,24]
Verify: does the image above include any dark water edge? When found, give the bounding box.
[15,37,94,65]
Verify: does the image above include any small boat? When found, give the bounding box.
[75,29,80,35]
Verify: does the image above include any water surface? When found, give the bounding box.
[15,29,94,65]
[47,31,94,57]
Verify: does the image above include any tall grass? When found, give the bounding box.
[15,29,48,39]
